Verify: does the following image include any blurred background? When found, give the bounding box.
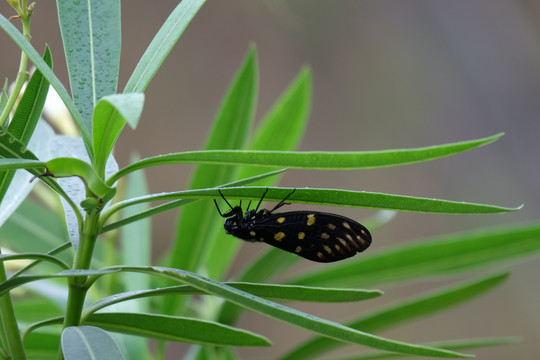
[1,1,539,358]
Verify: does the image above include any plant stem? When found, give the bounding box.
[0,249,27,360]
[58,210,100,359]
[0,4,31,126]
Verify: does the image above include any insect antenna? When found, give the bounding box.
[214,189,234,217]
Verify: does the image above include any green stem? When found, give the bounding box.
[59,211,101,359]
[0,6,31,127]
[0,249,27,360]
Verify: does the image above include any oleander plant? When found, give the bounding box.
[0,1,538,359]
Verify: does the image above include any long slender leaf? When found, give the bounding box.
[123,0,206,93]
[0,269,119,296]
[339,337,520,360]
[84,313,270,347]
[0,253,69,271]
[8,46,52,144]
[57,0,121,135]
[287,222,540,288]
[102,187,518,223]
[82,284,381,319]
[106,266,471,358]
[281,273,509,360]
[107,133,503,184]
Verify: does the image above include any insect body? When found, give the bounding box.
[214,189,372,263]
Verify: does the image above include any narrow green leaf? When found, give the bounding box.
[165,48,258,314]
[82,284,380,319]
[108,133,503,184]
[206,67,312,280]
[0,13,91,150]
[57,0,121,134]
[0,79,8,113]
[0,253,69,271]
[101,187,518,220]
[100,169,286,233]
[124,0,206,93]
[288,222,540,288]
[281,273,509,360]
[8,46,52,144]
[341,337,520,360]
[84,313,270,347]
[109,266,471,358]
[92,94,144,177]
[62,326,125,360]
[0,269,119,296]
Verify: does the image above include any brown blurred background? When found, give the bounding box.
[1,1,539,359]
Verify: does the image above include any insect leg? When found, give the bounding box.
[270,188,296,212]
[253,187,269,213]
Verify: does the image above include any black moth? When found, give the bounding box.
[214,188,372,263]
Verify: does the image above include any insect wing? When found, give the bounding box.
[253,211,372,263]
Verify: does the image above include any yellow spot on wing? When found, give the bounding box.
[328,223,337,230]
[317,252,325,260]
[298,232,305,240]
[274,232,286,241]
[295,246,302,253]
[342,221,351,230]
[277,217,285,223]
[320,232,330,239]
[306,214,316,226]
[250,231,256,236]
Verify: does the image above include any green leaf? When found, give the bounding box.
[288,222,540,288]
[0,79,8,114]
[0,13,91,150]
[108,266,471,358]
[124,0,207,93]
[82,284,381,319]
[165,47,258,314]
[281,273,509,360]
[100,169,285,233]
[45,157,116,201]
[57,0,121,135]
[61,326,125,360]
[340,337,520,360]
[102,187,518,220]
[0,253,69,271]
[108,133,503,184]
[0,269,119,296]
[92,94,144,177]
[206,67,312,280]
[84,313,270,347]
